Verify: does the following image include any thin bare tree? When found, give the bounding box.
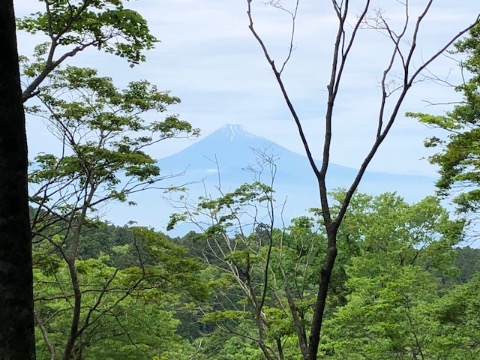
[246,0,480,358]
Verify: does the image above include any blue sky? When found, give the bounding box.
[15,0,480,177]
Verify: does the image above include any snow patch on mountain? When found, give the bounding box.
[221,124,256,141]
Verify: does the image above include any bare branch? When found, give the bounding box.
[245,0,480,358]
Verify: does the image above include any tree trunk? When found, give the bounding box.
[308,233,337,360]
[62,258,82,360]
[0,1,35,359]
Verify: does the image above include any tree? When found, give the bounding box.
[28,66,199,359]
[2,0,162,356]
[426,272,480,359]
[13,1,186,356]
[245,1,479,358]
[18,0,157,102]
[321,194,463,359]
[0,1,35,358]
[33,226,207,360]
[408,24,480,217]
[171,187,465,359]
[453,246,480,283]
[169,181,286,359]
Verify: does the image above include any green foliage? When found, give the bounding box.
[320,194,467,359]
[18,1,207,358]
[34,262,193,359]
[407,23,480,213]
[29,65,198,222]
[27,64,200,358]
[426,273,480,359]
[31,183,479,359]
[171,187,471,360]
[33,225,208,359]
[168,181,274,232]
[453,246,480,283]
[18,0,157,68]
[169,182,306,359]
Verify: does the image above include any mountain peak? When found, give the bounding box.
[217,124,255,141]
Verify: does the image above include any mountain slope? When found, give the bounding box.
[157,124,435,195]
[158,124,317,184]
[112,124,436,233]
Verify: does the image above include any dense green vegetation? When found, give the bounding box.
[3,0,479,359]
[408,23,480,216]
[31,193,480,359]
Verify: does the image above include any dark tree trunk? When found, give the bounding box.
[308,233,337,360]
[0,1,35,359]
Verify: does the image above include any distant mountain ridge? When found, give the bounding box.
[157,123,435,192]
[112,124,437,233]
[158,124,318,185]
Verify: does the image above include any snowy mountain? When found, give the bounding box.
[157,123,435,197]
[111,124,436,233]
[157,123,318,185]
